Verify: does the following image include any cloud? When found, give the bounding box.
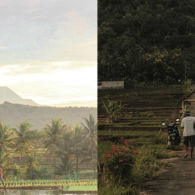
[0,0,97,107]
[0,60,96,76]
[65,11,90,34]
[0,46,7,50]
[0,65,97,107]
[0,64,42,75]
[50,60,96,70]
[27,0,41,7]
[0,0,8,7]
[0,0,97,64]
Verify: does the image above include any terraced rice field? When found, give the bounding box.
[98,85,188,162]
[99,85,186,132]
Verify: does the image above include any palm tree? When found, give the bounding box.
[25,154,39,179]
[0,122,12,154]
[0,122,16,178]
[55,129,74,176]
[44,119,67,153]
[44,119,67,172]
[0,152,9,173]
[81,114,97,161]
[13,122,35,159]
[72,125,88,174]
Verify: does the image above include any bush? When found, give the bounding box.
[36,168,51,179]
[99,184,139,195]
[167,145,183,151]
[152,132,167,145]
[102,99,126,123]
[103,137,138,186]
[132,146,161,183]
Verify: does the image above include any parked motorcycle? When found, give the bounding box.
[162,119,181,145]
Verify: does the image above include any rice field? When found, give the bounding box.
[98,85,187,194]
[0,179,97,190]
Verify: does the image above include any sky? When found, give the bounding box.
[0,0,97,107]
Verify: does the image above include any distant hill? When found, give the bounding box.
[0,102,97,129]
[0,86,37,106]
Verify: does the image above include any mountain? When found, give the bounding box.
[0,86,37,106]
[0,102,97,129]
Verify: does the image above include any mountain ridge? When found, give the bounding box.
[0,86,38,106]
[0,101,97,129]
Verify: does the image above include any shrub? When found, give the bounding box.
[132,146,161,183]
[152,132,167,145]
[103,137,138,186]
[102,99,126,123]
[36,168,51,179]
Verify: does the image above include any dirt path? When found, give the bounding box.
[140,153,195,195]
[141,90,195,195]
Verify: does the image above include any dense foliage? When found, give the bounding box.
[99,0,195,85]
[0,115,97,180]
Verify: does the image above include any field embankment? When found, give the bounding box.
[98,85,189,194]
[99,85,186,132]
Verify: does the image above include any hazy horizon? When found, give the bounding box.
[0,85,97,108]
[0,0,97,107]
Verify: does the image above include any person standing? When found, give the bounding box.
[0,165,5,188]
[181,110,195,159]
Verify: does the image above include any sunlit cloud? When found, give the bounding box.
[0,0,97,107]
[0,60,96,75]
[0,65,97,107]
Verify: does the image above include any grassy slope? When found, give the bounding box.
[99,85,187,159]
[98,85,188,194]
[99,85,186,131]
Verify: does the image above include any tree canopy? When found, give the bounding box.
[99,0,195,85]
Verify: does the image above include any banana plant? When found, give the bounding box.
[102,99,126,123]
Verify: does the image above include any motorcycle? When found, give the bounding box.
[162,119,181,145]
